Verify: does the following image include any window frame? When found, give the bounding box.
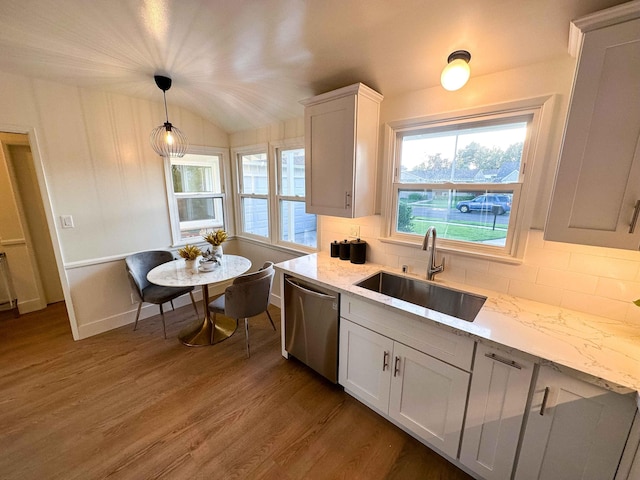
[232,144,271,242]
[231,139,318,253]
[164,145,232,247]
[272,139,317,252]
[382,96,554,260]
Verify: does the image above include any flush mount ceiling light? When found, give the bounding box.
[440,50,472,91]
[150,75,188,158]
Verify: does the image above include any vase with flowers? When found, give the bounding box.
[177,244,202,270]
[203,228,228,262]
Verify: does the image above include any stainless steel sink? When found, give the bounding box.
[355,271,486,322]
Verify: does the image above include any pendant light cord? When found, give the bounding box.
[163,91,169,124]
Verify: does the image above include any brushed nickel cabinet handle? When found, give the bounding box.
[540,387,550,416]
[484,352,522,370]
[345,191,351,208]
[393,356,401,377]
[382,351,389,371]
[630,200,640,233]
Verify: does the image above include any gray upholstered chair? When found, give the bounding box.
[125,250,199,339]
[208,261,276,357]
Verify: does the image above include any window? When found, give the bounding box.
[233,141,317,250]
[164,147,229,245]
[276,146,317,248]
[387,99,549,258]
[237,150,270,238]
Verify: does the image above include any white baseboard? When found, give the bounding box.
[76,289,281,340]
[18,297,47,314]
[77,290,204,340]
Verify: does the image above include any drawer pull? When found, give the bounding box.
[630,200,640,234]
[540,387,550,416]
[345,191,352,209]
[393,356,401,377]
[484,352,522,370]
[382,351,389,371]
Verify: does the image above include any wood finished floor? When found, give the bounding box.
[0,303,472,480]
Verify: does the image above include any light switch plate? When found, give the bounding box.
[349,224,360,238]
[60,215,74,229]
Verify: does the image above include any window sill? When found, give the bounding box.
[235,235,318,257]
[378,236,523,265]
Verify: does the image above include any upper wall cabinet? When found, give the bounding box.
[300,83,383,218]
[545,2,640,249]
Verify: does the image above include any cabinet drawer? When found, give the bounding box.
[341,295,474,371]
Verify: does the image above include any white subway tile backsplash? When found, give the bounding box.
[448,255,490,273]
[489,262,538,283]
[536,267,598,294]
[568,253,639,280]
[624,303,640,324]
[525,247,571,269]
[595,277,640,302]
[466,269,509,293]
[508,279,563,306]
[561,291,629,321]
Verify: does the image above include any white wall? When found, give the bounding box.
[0,70,229,338]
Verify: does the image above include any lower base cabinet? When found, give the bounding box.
[514,366,637,480]
[460,343,534,480]
[339,318,469,459]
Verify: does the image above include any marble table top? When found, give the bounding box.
[275,252,640,396]
[148,255,251,287]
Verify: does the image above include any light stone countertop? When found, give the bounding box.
[275,252,640,397]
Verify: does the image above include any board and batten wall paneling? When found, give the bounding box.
[0,70,229,336]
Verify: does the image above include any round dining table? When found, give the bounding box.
[147,255,251,346]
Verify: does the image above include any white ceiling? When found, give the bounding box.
[0,0,628,133]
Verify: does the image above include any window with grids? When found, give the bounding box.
[276,147,317,248]
[166,152,227,244]
[238,151,270,238]
[390,113,535,255]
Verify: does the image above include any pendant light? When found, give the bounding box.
[150,75,188,157]
[440,50,471,91]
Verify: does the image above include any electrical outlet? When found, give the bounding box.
[349,224,360,238]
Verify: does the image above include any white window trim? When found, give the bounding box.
[271,138,317,253]
[232,143,271,243]
[381,95,556,260]
[231,139,318,253]
[164,145,233,247]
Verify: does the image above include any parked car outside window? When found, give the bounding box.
[456,194,511,215]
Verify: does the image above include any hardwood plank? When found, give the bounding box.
[0,302,472,479]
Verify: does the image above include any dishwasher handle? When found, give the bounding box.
[285,278,337,300]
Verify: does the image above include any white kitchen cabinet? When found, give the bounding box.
[460,343,534,480]
[339,318,393,413]
[545,5,640,249]
[300,83,383,218]
[514,366,637,480]
[388,341,469,458]
[339,318,470,459]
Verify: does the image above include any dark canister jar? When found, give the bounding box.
[339,239,351,260]
[330,240,340,257]
[350,238,367,264]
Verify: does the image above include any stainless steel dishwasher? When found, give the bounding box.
[284,275,340,383]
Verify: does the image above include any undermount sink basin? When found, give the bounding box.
[355,271,486,322]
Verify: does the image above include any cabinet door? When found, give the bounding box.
[304,95,356,217]
[388,342,470,459]
[515,366,636,480]
[545,17,640,249]
[460,344,534,480]
[339,319,393,413]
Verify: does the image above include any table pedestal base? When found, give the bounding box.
[178,315,237,346]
